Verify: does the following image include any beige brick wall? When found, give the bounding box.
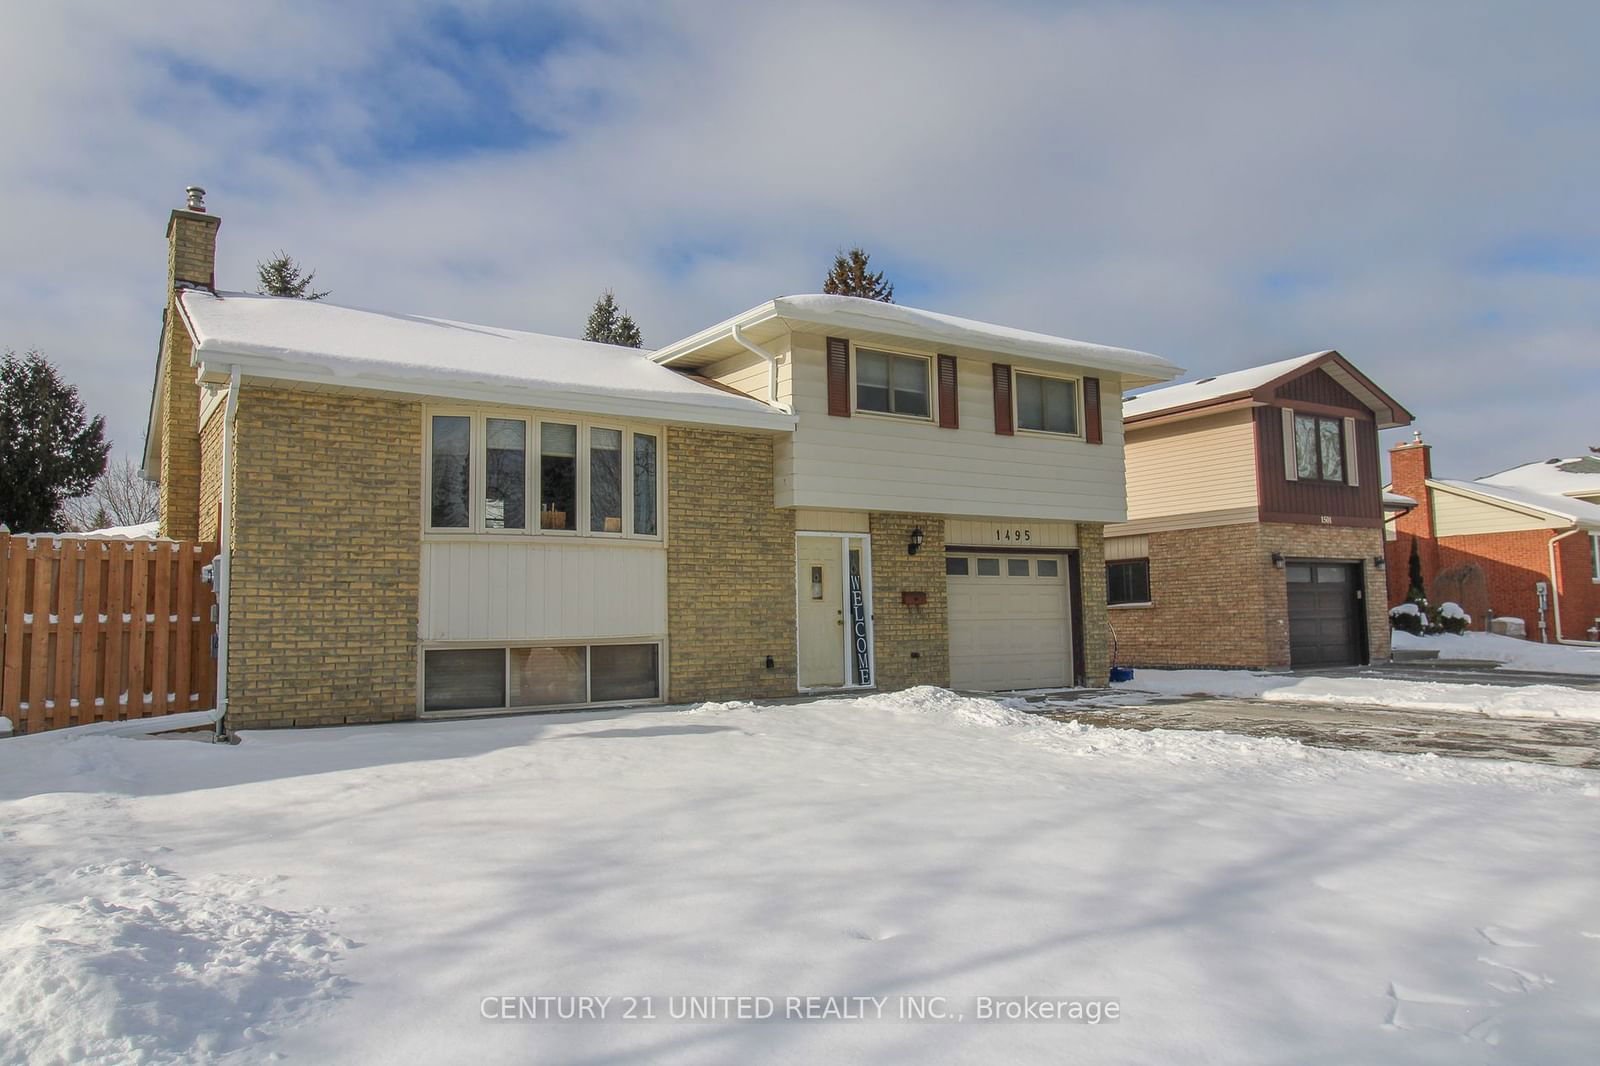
[1259,523,1390,666]
[867,513,949,689]
[157,210,218,541]
[1076,523,1112,685]
[1109,523,1269,669]
[226,385,421,728]
[198,403,224,542]
[665,426,797,702]
[158,317,202,540]
[1110,521,1389,669]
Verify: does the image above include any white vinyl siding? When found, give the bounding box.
[775,333,1130,521]
[1122,409,1258,523]
[420,540,667,642]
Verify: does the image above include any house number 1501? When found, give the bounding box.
[996,528,1032,543]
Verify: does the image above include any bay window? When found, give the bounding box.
[425,409,662,537]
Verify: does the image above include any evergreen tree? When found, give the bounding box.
[822,247,894,302]
[1407,538,1426,602]
[583,290,643,348]
[256,251,330,300]
[0,349,110,532]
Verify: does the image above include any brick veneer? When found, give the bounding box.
[197,404,224,542]
[225,385,421,728]
[158,209,220,541]
[1076,523,1112,685]
[867,512,949,689]
[665,426,798,702]
[1110,521,1388,669]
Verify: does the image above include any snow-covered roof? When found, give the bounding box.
[1382,491,1418,510]
[1479,456,1600,500]
[1124,352,1326,420]
[650,294,1184,388]
[1431,478,1600,529]
[1123,350,1412,429]
[175,291,794,432]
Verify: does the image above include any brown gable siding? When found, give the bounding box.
[1273,367,1368,411]
[1254,406,1382,527]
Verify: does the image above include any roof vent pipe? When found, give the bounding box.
[185,186,207,212]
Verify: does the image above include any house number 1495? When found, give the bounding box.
[996,528,1032,543]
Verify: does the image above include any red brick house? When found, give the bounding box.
[1386,441,1600,643]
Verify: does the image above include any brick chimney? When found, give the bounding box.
[157,186,221,540]
[1388,431,1433,540]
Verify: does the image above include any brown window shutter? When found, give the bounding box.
[826,337,850,417]
[937,354,959,429]
[1083,376,1102,444]
[992,363,1013,435]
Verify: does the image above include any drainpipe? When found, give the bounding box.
[730,322,792,413]
[1546,527,1582,645]
[213,366,241,739]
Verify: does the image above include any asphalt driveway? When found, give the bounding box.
[1023,663,1600,769]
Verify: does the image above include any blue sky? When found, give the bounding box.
[2,0,1597,479]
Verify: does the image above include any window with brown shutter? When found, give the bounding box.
[1083,376,1102,444]
[826,337,850,417]
[937,354,959,429]
[992,364,1013,435]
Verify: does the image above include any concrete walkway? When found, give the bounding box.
[1021,662,1600,769]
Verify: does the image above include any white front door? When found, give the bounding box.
[796,537,844,687]
[796,534,874,689]
[947,553,1072,690]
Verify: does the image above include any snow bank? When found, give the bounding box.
[0,860,351,1065]
[1119,669,1600,721]
[1393,631,1600,676]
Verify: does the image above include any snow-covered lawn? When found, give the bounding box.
[3,689,1598,1064]
[1117,669,1600,722]
[1394,630,1600,675]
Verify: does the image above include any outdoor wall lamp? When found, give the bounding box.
[1373,555,1386,571]
[1270,552,1286,569]
[908,527,925,555]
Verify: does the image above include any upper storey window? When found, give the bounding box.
[856,348,930,418]
[1293,412,1345,482]
[1015,371,1080,436]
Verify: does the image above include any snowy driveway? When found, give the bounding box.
[1033,692,1600,769]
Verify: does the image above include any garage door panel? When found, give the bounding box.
[1287,561,1362,668]
[947,555,1071,691]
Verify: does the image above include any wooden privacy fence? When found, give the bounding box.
[0,535,218,735]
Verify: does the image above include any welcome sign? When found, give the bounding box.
[847,570,871,686]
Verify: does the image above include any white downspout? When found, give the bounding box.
[213,366,241,739]
[730,322,792,413]
[1546,527,1582,645]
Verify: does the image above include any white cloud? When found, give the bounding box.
[1,0,1596,476]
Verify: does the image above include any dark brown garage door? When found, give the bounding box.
[1287,562,1364,668]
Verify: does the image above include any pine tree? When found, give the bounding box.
[583,291,643,348]
[0,349,110,532]
[822,247,894,302]
[256,252,330,300]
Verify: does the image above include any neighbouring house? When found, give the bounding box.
[142,189,1182,728]
[1102,351,1414,670]
[1385,441,1600,643]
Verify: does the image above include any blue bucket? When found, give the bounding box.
[1109,666,1135,683]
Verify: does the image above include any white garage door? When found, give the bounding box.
[947,553,1072,691]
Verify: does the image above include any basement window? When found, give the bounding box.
[424,643,663,714]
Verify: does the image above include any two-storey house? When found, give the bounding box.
[1104,351,1413,670]
[144,190,1182,729]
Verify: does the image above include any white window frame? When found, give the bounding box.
[850,342,935,423]
[422,407,665,542]
[1012,368,1084,439]
[586,423,629,539]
